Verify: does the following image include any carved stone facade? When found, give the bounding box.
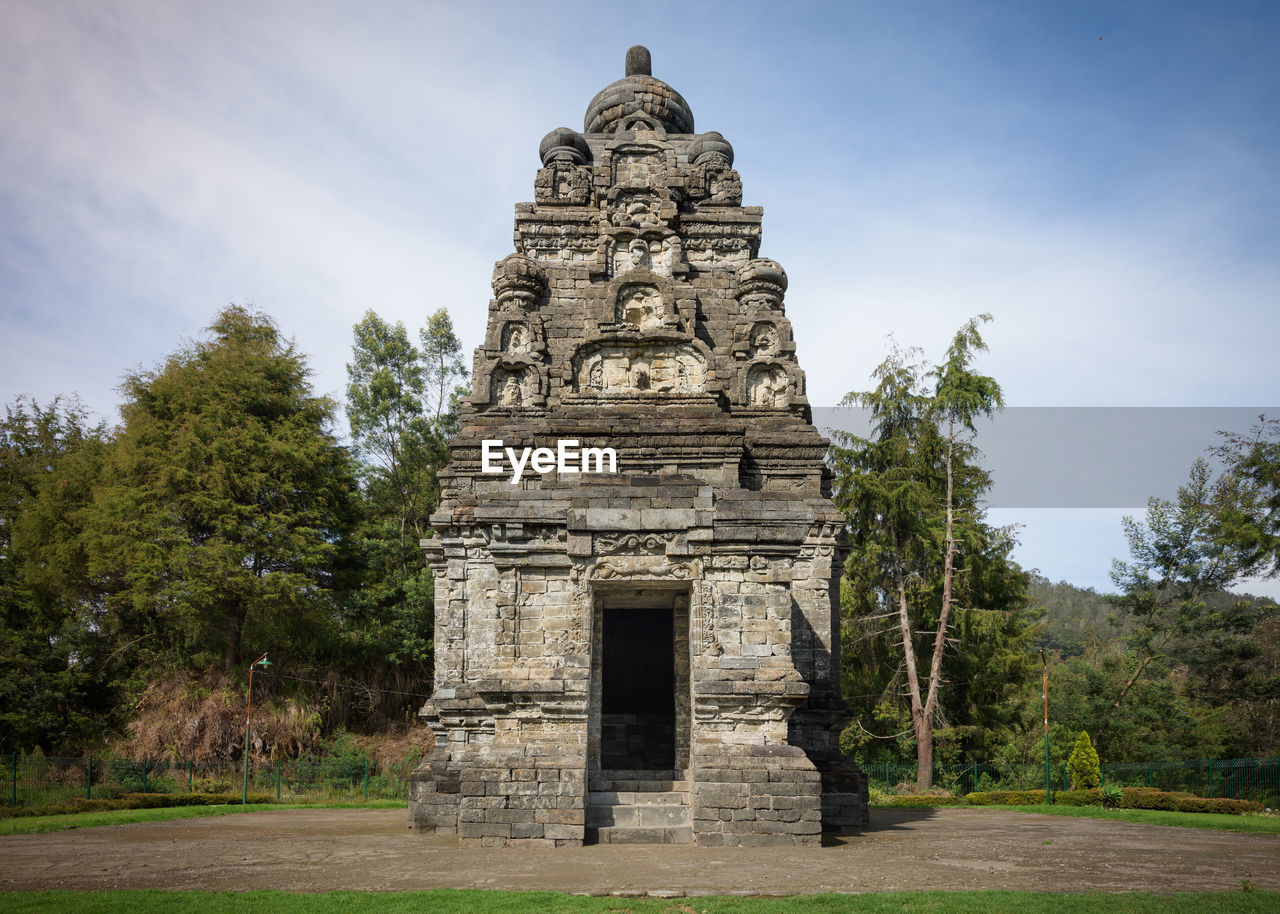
[409,46,868,847]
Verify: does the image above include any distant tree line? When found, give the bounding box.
[832,321,1279,781]
[0,305,465,757]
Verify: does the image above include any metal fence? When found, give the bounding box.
[5,754,413,809]
[866,756,1280,804]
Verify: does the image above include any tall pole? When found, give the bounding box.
[1041,648,1051,805]
[243,652,270,805]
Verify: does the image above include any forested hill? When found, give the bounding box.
[1029,577,1129,655]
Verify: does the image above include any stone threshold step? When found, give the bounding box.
[587,804,691,828]
[590,769,689,793]
[588,790,690,805]
[586,825,693,845]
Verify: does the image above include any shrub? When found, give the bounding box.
[1067,731,1101,790]
[1172,796,1262,815]
[1119,787,1176,810]
[1100,784,1123,808]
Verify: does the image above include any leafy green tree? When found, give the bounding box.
[0,397,115,751]
[1213,416,1280,579]
[85,306,356,673]
[832,315,1031,787]
[1067,730,1101,789]
[344,310,457,674]
[1105,459,1260,747]
[419,308,469,434]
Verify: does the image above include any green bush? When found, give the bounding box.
[1100,784,1123,808]
[1172,796,1262,815]
[962,787,1263,815]
[1067,731,1101,790]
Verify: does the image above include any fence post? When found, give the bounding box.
[1209,759,1214,798]
[1148,764,1153,788]
[142,760,148,793]
[188,760,193,793]
[363,759,370,800]
[1100,762,1105,787]
[86,755,92,800]
[972,762,978,793]
[276,761,281,801]
[10,753,16,808]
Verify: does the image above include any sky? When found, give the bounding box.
[2,0,1278,595]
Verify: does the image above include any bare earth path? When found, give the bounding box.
[2,808,1277,896]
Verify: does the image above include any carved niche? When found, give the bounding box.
[687,132,742,206]
[745,363,793,409]
[491,365,542,408]
[573,340,708,396]
[473,254,550,409]
[534,127,592,206]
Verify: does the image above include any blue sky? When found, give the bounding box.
[2,1,1278,595]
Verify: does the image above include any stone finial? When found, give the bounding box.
[689,131,734,168]
[491,253,547,303]
[625,45,652,77]
[736,259,788,302]
[584,46,694,135]
[538,127,591,166]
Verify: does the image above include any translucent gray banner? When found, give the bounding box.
[812,407,1278,509]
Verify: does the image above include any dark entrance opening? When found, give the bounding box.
[600,606,675,770]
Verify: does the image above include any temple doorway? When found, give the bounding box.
[591,586,690,773]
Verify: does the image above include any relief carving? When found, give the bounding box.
[616,284,665,329]
[747,363,792,408]
[608,191,665,230]
[597,533,674,555]
[573,341,707,395]
[750,322,778,356]
[534,160,591,205]
[492,365,539,408]
[591,558,694,580]
[502,322,531,354]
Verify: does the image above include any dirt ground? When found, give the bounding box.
[2,807,1276,896]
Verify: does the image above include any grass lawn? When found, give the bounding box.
[976,804,1280,835]
[1,889,1277,913]
[0,800,405,836]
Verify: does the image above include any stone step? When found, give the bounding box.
[586,801,691,828]
[590,769,689,792]
[586,825,694,845]
[588,790,689,806]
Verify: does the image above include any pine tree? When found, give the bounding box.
[833,316,1031,787]
[85,306,356,673]
[1067,729,1101,789]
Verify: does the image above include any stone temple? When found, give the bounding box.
[409,46,869,846]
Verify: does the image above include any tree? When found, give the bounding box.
[85,306,356,673]
[1213,416,1280,579]
[419,308,468,433]
[344,310,459,675]
[1067,730,1101,789]
[832,315,1029,788]
[0,397,115,752]
[1104,459,1260,750]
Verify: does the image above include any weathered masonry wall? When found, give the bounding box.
[409,45,868,847]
